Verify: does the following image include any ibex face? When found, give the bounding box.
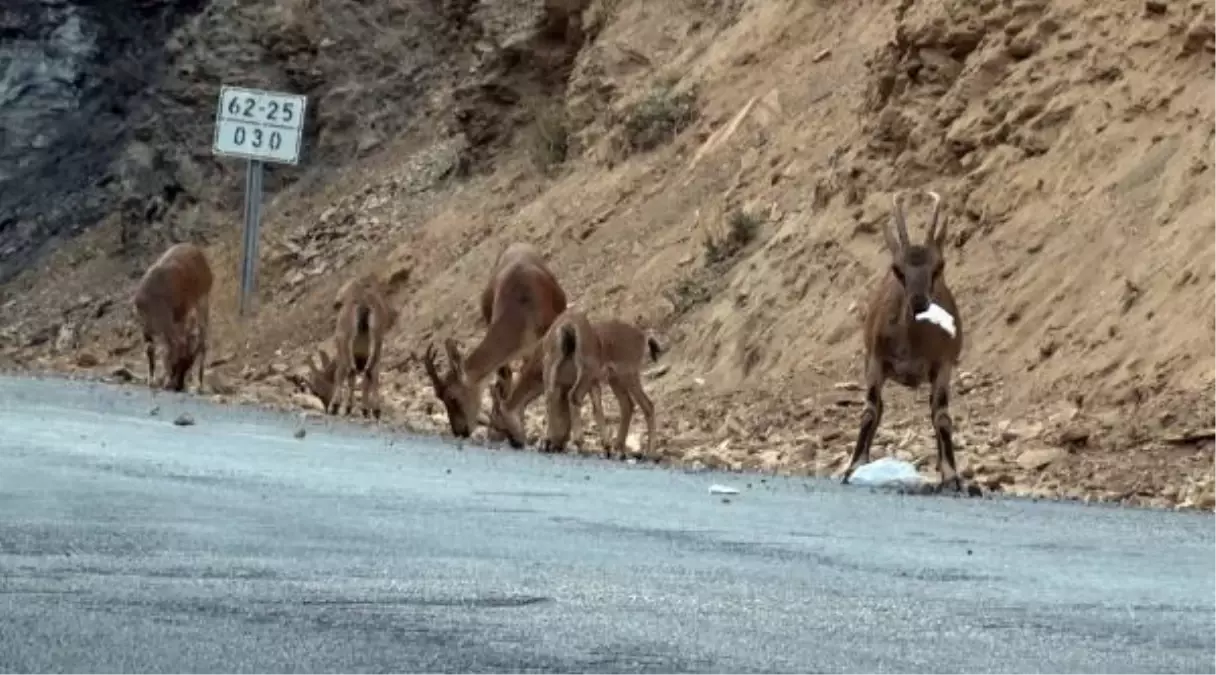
[306,350,337,410]
[165,317,201,392]
[420,339,479,438]
[886,191,948,316]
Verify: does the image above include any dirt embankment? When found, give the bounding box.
[1,0,1213,510]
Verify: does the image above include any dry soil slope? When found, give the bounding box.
[2,0,1214,508]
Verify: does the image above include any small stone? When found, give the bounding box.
[293,428,306,439]
[173,413,195,426]
[148,406,160,417]
[75,352,99,368]
[291,392,324,411]
[1144,0,1166,14]
[1058,426,1090,446]
[1016,447,1064,471]
[206,373,237,395]
[1194,488,1216,511]
[111,366,135,382]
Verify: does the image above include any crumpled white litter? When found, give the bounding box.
[708,483,740,495]
[848,457,927,489]
[915,302,957,337]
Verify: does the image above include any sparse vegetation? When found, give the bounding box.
[622,82,700,153]
[665,276,713,316]
[703,208,762,265]
[523,102,570,174]
[664,206,763,318]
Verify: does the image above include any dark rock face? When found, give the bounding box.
[0,0,205,283]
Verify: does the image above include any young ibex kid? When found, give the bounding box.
[328,273,398,418]
[489,310,663,458]
[842,190,966,492]
[132,242,213,393]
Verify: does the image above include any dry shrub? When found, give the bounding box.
[622,82,699,153]
[703,207,762,265]
[523,102,570,174]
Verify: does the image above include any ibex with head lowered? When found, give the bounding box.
[327,273,399,418]
[418,242,567,438]
[292,348,337,411]
[488,310,663,458]
[842,190,966,492]
[132,242,213,393]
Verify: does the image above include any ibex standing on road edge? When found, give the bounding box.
[842,190,967,492]
[329,274,399,419]
[132,242,213,393]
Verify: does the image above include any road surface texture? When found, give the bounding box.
[0,374,1212,674]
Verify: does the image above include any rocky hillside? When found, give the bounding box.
[1,0,1213,510]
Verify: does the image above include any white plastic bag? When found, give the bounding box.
[915,302,957,337]
[848,456,926,489]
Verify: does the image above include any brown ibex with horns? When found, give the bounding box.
[418,242,567,438]
[842,190,966,492]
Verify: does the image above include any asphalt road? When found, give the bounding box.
[0,374,1212,674]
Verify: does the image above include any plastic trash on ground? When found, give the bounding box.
[914,302,957,337]
[848,457,927,489]
[708,483,740,495]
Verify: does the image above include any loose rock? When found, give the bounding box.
[1016,447,1064,471]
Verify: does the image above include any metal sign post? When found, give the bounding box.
[212,85,307,317]
[239,158,264,316]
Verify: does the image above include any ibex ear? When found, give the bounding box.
[443,338,464,377]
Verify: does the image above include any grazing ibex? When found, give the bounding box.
[418,242,567,438]
[842,190,965,492]
[293,347,337,411]
[132,242,213,393]
[488,310,663,458]
[328,273,399,419]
